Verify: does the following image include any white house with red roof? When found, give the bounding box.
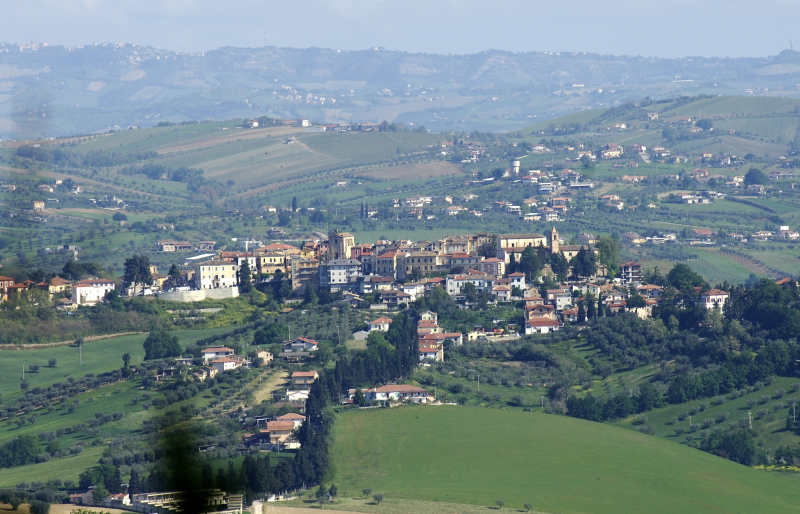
[525,318,562,334]
[276,412,306,429]
[283,337,319,353]
[369,317,393,332]
[202,346,235,361]
[508,272,526,290]
[210,357,241,372]
[700,289,729,310]
[348,384,430,403]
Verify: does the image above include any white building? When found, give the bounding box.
[202,346,235,361]
[369,317,393,332]
[72,278,115,306]
[193,260,238,289]
[319,259,362,292]
[211,357,241,373]
[700,289,729,310]
[348,384,430,403]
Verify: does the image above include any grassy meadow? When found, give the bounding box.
[332,406,800,514]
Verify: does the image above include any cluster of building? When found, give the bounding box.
[0,274,116,308]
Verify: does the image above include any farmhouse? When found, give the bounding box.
[210,357,242,373]
[348,384,430,403]
[202,346,235,361]
[291,370,319,390]
[369,317,393,332]
[284,337,319,353]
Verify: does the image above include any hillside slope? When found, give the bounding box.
[333,406,800,514]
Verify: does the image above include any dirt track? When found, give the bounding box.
[0,332,145,350]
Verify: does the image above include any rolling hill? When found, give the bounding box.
[333,406,800,514]
[3,43,800,139]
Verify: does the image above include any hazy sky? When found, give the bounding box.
[2,0,797,58]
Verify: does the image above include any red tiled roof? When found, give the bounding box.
[202,346,234,353]
[527,319,561,327]
[291,371,319,378]
[267,421,295,431]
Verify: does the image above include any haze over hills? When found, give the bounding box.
[3,42,800,139]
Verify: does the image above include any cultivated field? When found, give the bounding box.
[352,161,462,180]
[332,406,800,514]
[616,376,800,451]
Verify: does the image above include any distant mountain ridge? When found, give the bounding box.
[0,42,798,139]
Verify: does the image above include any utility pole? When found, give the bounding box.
[80,343,83,366]
[748,410,752,429]
[794,403,797,424]
[477,375,479,393]
[541,396,544,409]
[688,415,691,428]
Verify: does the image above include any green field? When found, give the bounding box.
[0,327,236,399]
[332,406,800,514]
[0,446,105,487]
[687,249,757,284]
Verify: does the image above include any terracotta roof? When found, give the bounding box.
[266,421,295,431]
[291,371,319,378]
[527,319,561,326]
[277,413,305,420]
[371,317,394,324]
[202,346,234,353]
[701,289,729,296]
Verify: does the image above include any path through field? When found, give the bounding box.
[252,370,289,404]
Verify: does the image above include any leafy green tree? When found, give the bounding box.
[92,484,109,505]
[328,483,338,499]
[550,252,569,280]
[238,260,253,293]
[695,119,713,131]
[373,493,384,504]
[353,389,366,406]
[29,501,50,514]
[596,237,620,277]
[744,167,767,185]
[123,254,153,291]
[519,246,543,282]
[277,211,291,226]
[167,264,181,286]
[586,294,597,319]
[362,488,372,498]
[143,330,181,360]
[304,285,318,305]
[496,499,505,509]
[666,263,706,290]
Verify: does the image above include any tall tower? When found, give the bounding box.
[550,226,559,255]
[329,229,354,260]
[510,159,521,175]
